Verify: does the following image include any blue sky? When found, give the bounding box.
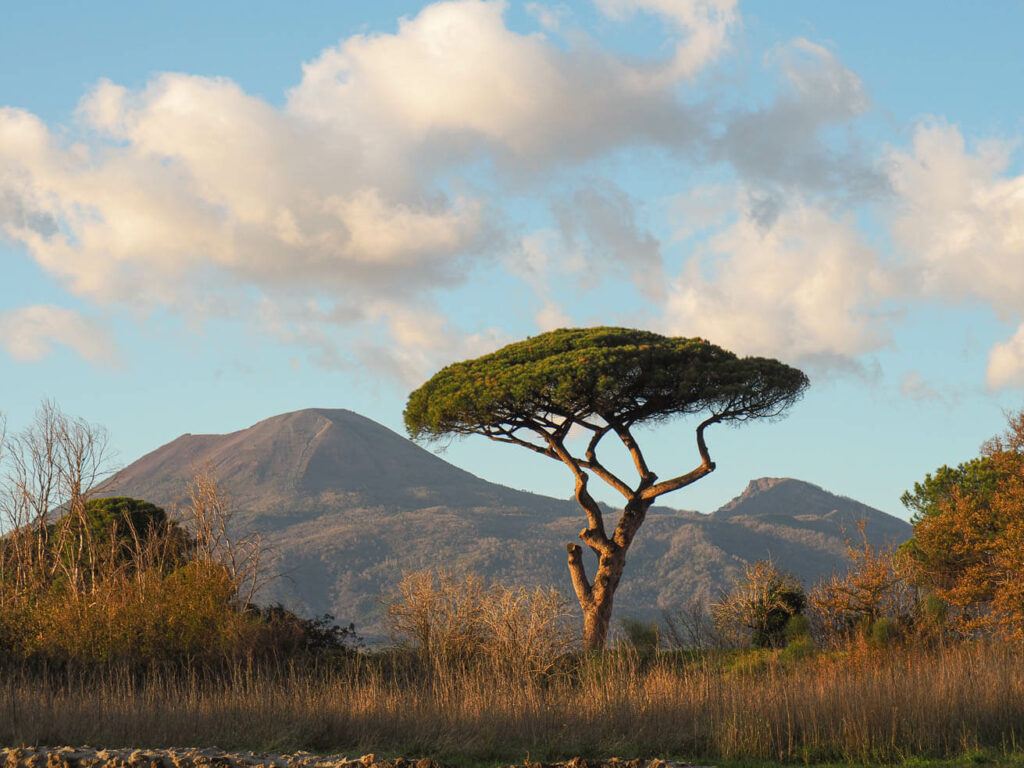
[2,1,1024,519]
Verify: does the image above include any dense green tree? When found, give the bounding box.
[1,496,190,588]
[903,411,1024,638]
[405,327,809,649]
[899,456,1001,594]
[72,496,192,569]
[900,457,1000,525]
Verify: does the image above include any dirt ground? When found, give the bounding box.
[0,748,713,768]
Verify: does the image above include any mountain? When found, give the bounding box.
[98,408,912,635]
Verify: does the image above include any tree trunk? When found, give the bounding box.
[569,495,647,651]
[582,588,616,650]
[575,546,628,651]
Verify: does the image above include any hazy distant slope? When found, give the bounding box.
[100,408,912,634]
[714,477,910,540]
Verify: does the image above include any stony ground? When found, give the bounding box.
[0,748,712,768]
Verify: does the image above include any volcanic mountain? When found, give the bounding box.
[99,408,912,635]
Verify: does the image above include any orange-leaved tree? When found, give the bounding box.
[906,410,1024,639]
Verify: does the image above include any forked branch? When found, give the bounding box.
[640,415,721,501]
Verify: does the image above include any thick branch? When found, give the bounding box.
[539,432,613,553]
[579,426,634,500]
[609,420,657,491]
[640,415,720,501]
[566,543,594,608]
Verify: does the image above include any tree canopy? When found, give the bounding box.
[405,327,809,445]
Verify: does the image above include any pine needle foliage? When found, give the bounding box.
[405,327,808,439]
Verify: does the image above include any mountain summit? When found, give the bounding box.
[100,408,912,633]
[101,408,546,517]
[712,477,910,541]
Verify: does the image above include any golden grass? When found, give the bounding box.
[2,642,1022,765]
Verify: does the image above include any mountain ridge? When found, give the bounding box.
[99,408,913,634]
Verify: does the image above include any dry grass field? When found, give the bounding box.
[2,641,1022,766]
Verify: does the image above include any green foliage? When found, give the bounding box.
[900,457,1000,525]
[869,617,898,647]
[75,496,191,569]
[79,496,169,542]
[784,613,811,644]
[404,326,809,440]
[619,616,660,655]
[250,604,363,657]
[753,582,806,648]
[779,635,816,663]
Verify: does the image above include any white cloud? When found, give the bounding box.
[525,2,570,31]
[288,0,714,167]
[888,121,1024,389]
[0,86,487,311]
[0,0,742,376]
[890,121,1024,316]
[662,191,890,364]
[593,0,738,83]
[554,183,665,300]
[356,301,513,383]
[900,370,943,403]
[0,305,118,365]
[535,300,573,331]
[986,324,1024,390]
[714,38,884,199]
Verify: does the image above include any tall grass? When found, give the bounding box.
[2,641,1022,764]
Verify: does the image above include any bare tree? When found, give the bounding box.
[662,599,723,651]
[0,401,112,600]
[180,465,268,609]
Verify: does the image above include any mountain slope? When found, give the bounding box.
[102,408,565,517]
[99,408,913,635]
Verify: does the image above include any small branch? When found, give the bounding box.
[696,414,719,466]
[578,426,633,500]
[482,427,559,460]
[537,431,613,553]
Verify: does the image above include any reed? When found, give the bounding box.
[2,641,1021,765]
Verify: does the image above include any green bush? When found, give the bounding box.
[870,617,899,647]
[619,617,660,655]
[784,613,811,644]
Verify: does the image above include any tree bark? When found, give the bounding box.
[580,549,628,650]
[569,508,638,651]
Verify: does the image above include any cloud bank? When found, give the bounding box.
[2,0,1024,394]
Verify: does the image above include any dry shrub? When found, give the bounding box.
[809,521,918,647]
[385,568,576,677]
[662,599,722,651]
[0,403,285,666]
[712,560,806,648]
